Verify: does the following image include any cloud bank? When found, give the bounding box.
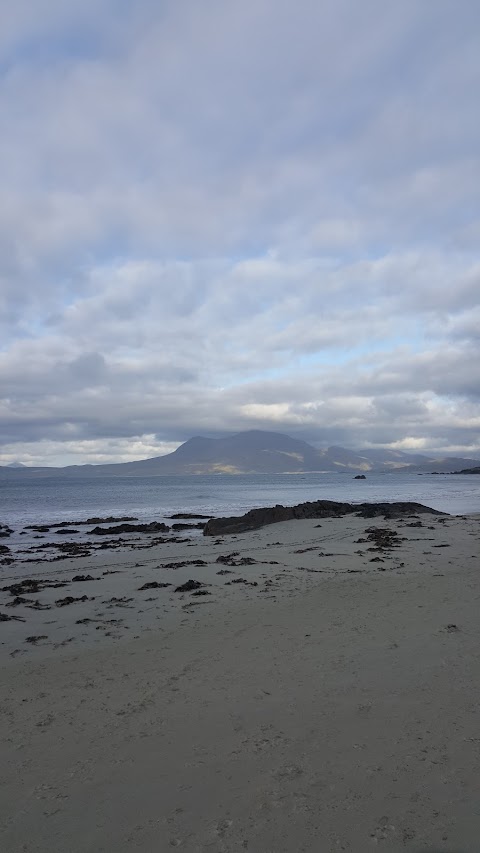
[1,0,479,464]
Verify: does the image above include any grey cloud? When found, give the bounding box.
[1,1,480,463]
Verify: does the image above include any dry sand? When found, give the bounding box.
[1,511,479,852]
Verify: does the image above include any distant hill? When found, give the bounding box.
[453,466,480,475]
[0,430,479,478]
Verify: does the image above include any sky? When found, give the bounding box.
[1,0,480,466]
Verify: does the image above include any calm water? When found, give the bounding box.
[2,472,480,532]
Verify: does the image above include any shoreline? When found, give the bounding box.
[1,510,480,850]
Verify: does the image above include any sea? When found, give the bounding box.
[2,471,480,533]
[1,471,479,566]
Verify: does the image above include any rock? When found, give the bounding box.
[0,524,13,538]
[167,513,213,520]
[225,578,258,586]
[204,500,443,536]
[0,544,10,554]
[25,516,138,532]
[354,474,366,479]
[162,559,208,569]
[191,589,211,596]
[174,580,204,592]
[71,574,95,582]
[25,635,48,644]
[90,522,170,535]
[138,582,171,590]
[1,612,25,622]
[171,522,206,530]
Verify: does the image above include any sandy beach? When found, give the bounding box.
[1,508,479,852]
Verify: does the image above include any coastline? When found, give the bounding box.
[1,509,480,851]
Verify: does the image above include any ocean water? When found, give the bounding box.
[2,471,480,532]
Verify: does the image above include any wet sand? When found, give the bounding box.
[1,511,479,851]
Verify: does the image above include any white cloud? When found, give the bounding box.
[1,1,480,463]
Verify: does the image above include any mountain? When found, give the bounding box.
[0,430,479,478]
[409,457,480,474]
[452,466,480,475]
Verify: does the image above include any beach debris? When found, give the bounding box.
[357,527,402,551]
[1,612,25,622]
[71,574,96,582]
[162,559,208,569]
[55,595,89,607]
[138,581,171,590]
[174,579,204,592]
[293,546,319,554]
[28,599,52,610]
[25,635,48,643]
[2,578,67,596]
[5,596,30,607]
[20,541,92,558]
[216,553,257,566]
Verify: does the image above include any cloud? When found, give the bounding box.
[1,1,480,464]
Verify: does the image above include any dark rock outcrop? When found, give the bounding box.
[167,513,213,520]
[90,522,169,535]
[25,516,138,532]
[354,474,366,479]
[203,500,444,536]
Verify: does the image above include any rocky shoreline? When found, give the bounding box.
[203,499,444,535]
